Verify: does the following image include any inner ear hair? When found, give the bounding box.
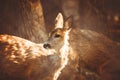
[64,15,73,30]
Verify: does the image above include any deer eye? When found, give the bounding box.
[54,34,61,38]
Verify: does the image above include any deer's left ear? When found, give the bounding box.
[64,16,73,31]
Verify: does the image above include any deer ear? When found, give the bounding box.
[55,13,64,29]
[64,16,73,30]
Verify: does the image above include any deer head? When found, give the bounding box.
[43,13,72,52]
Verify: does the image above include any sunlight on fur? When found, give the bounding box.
[0,34,56,64]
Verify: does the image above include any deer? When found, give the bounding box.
[0,13,72,80]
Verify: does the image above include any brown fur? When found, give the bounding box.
[58,27,120,80]
[0,34,61,80]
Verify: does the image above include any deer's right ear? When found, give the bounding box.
[55,13,64,29]
[64,16,73,30]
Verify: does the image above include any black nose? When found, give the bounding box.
[43,43,51,49]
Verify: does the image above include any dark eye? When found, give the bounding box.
[54,34,61,38]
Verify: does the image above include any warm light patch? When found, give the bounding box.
[0,35,56,64]
[114,15,119,22]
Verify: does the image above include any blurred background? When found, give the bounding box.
[0,0,120,42]
[41,0,120,42]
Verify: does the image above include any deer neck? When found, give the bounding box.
[60,30,70,56]
[53,31,70,80]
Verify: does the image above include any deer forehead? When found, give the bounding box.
[50,28,66,37]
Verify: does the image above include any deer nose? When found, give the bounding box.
[43,43,51,49]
